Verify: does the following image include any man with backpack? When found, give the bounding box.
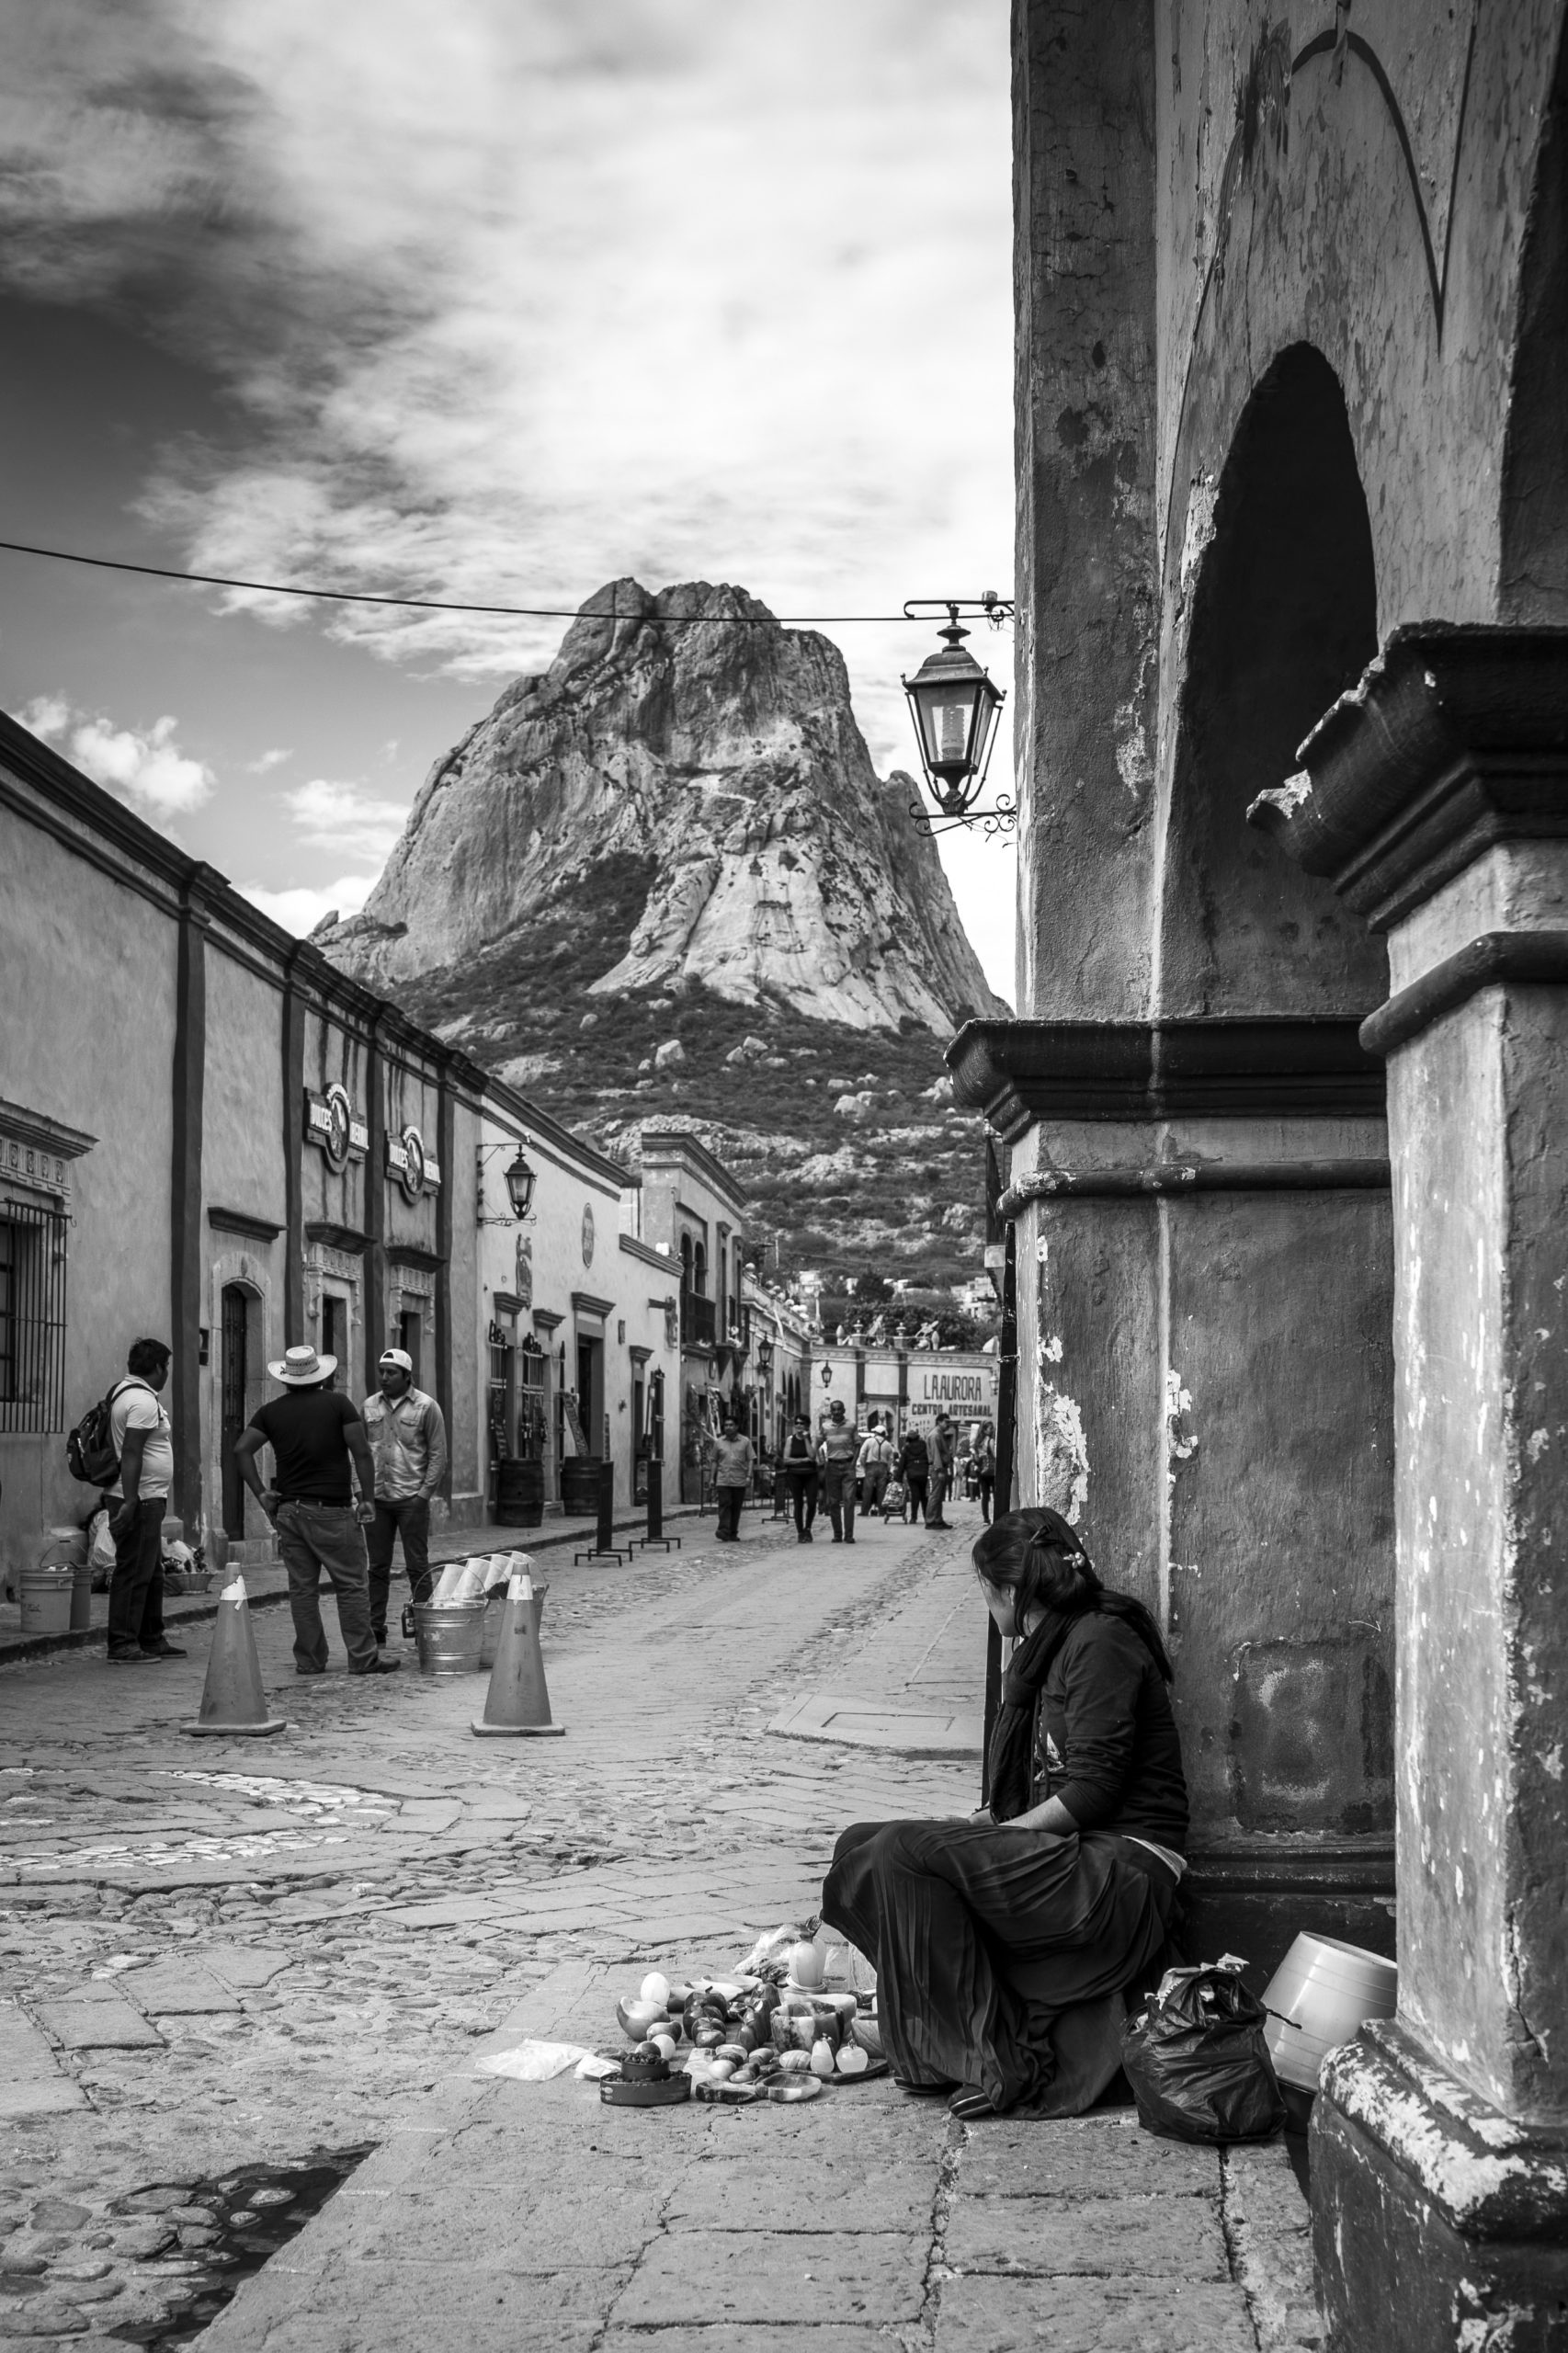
[101,1339,184,1664]
[895,1425,930,1526]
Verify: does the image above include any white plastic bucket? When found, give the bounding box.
[20,1564,74,1637]
[1261,1932,1397,2091]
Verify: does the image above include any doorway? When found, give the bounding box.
[220,1284,250,1539]
[576,1334,604,1454]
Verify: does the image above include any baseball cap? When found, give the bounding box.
[379,1348,415,1373]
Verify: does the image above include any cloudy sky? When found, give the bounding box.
[0,0,1016,997]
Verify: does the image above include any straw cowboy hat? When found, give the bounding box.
[267,1344,337,1385]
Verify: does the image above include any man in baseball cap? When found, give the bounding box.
[362,1344,449,1647]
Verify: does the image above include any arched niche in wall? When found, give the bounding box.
[1501,18,1568,621]
[1158,342,1388,1017]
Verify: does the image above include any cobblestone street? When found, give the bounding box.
[1,1504,1317,2352]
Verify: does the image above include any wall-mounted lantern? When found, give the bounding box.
[900,594,1015,836]
[477,1141,538,1226]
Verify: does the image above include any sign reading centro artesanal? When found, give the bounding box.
[905,1359,998,1431]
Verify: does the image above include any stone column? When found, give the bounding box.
[947,1014,1398,1969]
[1251,627,1568,2347]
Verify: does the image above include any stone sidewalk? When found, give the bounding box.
[0,1502,1320,2350]
[0,1499,707,1665]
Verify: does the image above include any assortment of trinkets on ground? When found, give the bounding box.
[604,1924,884,2108]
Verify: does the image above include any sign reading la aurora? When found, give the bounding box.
[387,1124,443,1201]
[303,1083,369,1173]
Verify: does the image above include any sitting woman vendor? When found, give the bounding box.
[821,1506,1188,2119]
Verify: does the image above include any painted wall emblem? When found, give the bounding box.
[386,1123,443,1201]
[304,1082,369,1172]
[581,1202,596,1267]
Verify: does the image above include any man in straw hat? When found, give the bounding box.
[233,1344,399,1677]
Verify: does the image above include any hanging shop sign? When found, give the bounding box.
[386,1124,442,1201]
[304,1083,369,1173]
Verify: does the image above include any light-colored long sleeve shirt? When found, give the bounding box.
[714,1433,754,1486]
[362,1387,449,1501]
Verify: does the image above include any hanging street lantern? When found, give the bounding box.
[476,1139,540,1225]
[900,595,1015,836]
[504,1148,538,1222]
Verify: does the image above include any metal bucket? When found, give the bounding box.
[20,1564,74,1637]
[479,1580,549,1669]
[411,1598,486,1677]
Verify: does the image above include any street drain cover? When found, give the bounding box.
[107,2144,371,2349]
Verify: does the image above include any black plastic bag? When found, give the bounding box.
[1121,1962,1286,2143]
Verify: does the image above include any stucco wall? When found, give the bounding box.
[0,798,177,1544]
[203,948,284,1222]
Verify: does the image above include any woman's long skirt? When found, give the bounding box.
[822,1820,1177,2115]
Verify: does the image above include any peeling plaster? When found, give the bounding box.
[1037,1384,1090,1524]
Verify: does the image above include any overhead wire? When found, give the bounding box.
[0,536,945,625]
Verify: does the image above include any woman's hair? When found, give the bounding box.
[973,1507,1174,1680]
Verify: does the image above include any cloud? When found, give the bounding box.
[236,871,377,939]
[0,4,1012,768]
[246,746,291,773]
[18,694,213,817]
[282,777,409,859]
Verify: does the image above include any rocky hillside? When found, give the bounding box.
[315,579,1010,1287]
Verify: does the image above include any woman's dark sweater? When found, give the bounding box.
[1031,1613,1189,1851]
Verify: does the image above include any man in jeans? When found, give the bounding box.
[817,1399,861,1544]
[233,1345,399,1678]
[106,1337,186,1664]
[926,1414,957,1529]
[361,1347,448,1645]
[713,1416,753,1540]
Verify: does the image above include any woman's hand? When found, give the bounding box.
[967,1806,996,1826]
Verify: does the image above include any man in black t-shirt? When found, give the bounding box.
[233,1345,398,1678]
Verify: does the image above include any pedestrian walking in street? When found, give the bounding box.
[817,1398,860,1543]
[822,1507,1188,2119]
[780,1415,819,1541]
[896,1425,930,1526]
[233,1344,399,1678]
[926,1414,958,1528]
[361,1347,448,1646]
[857,1415,896,1522]
[974,1424,997,1524]
[713,1416,753,1540]
[104,1339,186,1664]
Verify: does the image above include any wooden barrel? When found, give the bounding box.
[561,1457,602,1517]
[496,1459,545,1527]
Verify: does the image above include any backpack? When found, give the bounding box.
[66,1379,136,1487]
[902,1432,929,1473]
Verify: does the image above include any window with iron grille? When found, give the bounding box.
[0,1200,68,1433]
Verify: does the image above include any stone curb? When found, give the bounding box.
[0,1505,707,1670]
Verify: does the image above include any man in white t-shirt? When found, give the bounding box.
[105,1338,184,1665]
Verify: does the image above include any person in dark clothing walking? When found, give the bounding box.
[973,1425,997,1523]
[895,1426,930,1525]
[926,1415,957,1527]
[822,1508,1187,2120]
[779,1415,819,1541]
[105,1338,187,1664]
[233,1344,399,1678]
